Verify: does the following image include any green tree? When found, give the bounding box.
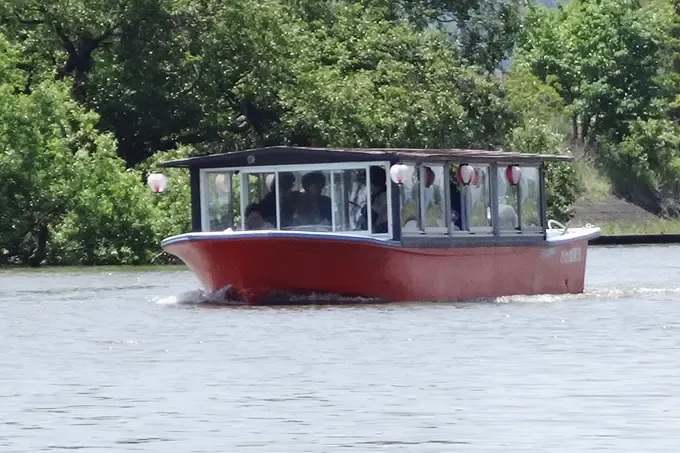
[275,3,515,149]
[504,63,581,222]
[518,0,674,144]
[0,35,88,265]
[600,118,680,216]
[0,32,179,266]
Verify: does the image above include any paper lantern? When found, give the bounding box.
[505,165,522,185]
[456,164,474,185]
[390,163,409,185]
[424,166,435,188]
[147,173,168,193]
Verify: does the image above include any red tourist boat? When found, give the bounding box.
[151,146,600,303]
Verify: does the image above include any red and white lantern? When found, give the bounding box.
[456,164,475,185]
[390,163,409,185]
[147,172,168,193]
[424,166,435,188]
[215,173,230,192]
[505,165,522,185]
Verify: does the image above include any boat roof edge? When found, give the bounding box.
[157,145,574,169]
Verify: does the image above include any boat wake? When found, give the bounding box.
[152,285,386,307]
[153,285,680,307]
[496,286,680,304]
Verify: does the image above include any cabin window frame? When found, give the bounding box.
[495,163,521,236]
[518,164,544,235]
[446,161,494,237]
[198,169,238,232]
[198,162,392,237]
[495,163,544,236]
[419,164,449,235]
[397,162,424,237]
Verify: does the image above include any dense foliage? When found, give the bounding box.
[1,0,679,265]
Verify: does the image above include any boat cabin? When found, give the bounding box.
[157,146,572,244]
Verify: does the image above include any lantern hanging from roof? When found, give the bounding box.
[390,163,409,185]
[456,164,474,185]
[505,165,522,185]
[147,172,168,193]
[215,173,230,192]
[424,166,435,188]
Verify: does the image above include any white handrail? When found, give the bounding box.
[547,219,570,235]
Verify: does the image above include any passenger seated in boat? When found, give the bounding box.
[244,203,275,230]
[358,166,388,233]
[259,172,299,227]
[292,171,332,226]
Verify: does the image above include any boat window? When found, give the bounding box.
[519,166,542,230]
[277,170,332,230]
[421,165,447,232]
[332,168,368,232]
[203,163,391,235]
[204,171,238,231]
[399,164,421,234]
[242,172,276,230]
[497,166,520,231]
[468,165,492,232]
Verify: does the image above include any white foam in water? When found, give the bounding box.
[152,286,386,306]
[151,289,207,305]
[153,286,680,306]
[587,286,680,299]
[495,286,680,304]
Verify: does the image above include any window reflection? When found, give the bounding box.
[285,170,332,229]
[236,167,377,233]
[468,165,492,231]
[399,164,420,233]
[332,168,368,232]
[497,166,519,230]
[244,172,276,230]
[205,171,237,231]
[520,166,542,229]
[422,165,446,231]
[367,166,388,233]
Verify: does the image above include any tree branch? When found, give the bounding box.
[53,23,78,59]
[156,126,221,151]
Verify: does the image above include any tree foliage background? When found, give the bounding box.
[1,0,679,265]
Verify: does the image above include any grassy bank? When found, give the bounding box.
[598,219,680,235]
[573,160,680,235]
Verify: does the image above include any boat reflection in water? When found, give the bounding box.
[153,146,600,304]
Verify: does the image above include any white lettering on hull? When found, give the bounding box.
[560,247,583,264]
[539,247,556,258]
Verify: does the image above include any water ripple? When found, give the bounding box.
[1,245,680,452]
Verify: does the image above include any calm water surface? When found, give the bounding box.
[1,245,680,452]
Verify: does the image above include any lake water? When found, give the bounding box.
[1,245,680,452]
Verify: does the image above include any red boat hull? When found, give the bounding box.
[162,232,593,303]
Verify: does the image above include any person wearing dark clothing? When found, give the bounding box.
[293,171,332,225]
[259,172,299,227]
[359,166,388,233]
[449,179,463,230]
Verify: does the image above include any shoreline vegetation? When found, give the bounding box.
[600,220,680,235]
[3,0,680,267]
